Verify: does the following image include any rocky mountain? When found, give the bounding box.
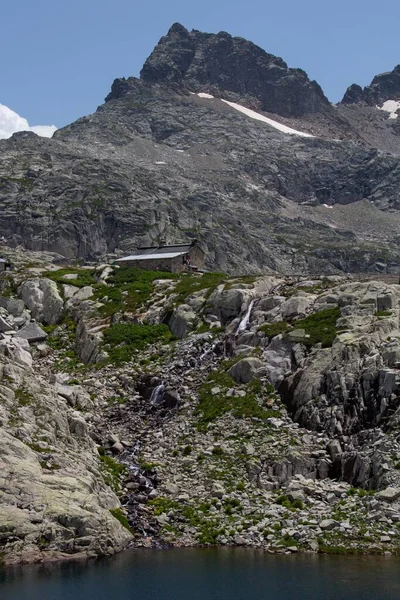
[140,23,331,118]
[0,25,400,275]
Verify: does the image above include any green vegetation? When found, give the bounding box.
[148,497,225,545]
[109,508,134,533]
[105,267,177,314]
[172,272,226,305]
[275,494,304,510]
[27,442,48,453]
[259,307,340,348]
[14,388,34,406]
[47,268,96,288]
[195,364,278,430]
[93,268,223,316]
[103,322,172,365]
[295,307,340,347]
[0,176,34,190]
[138,458,158,471]
[280,534,299,548]
[212,446,224,456]
[376,310,392,319]
[259,321,290,337]
[147,497,176,516]
[99,453,127,492]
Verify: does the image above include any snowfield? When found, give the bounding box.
[377,99,400,119]
[195,93,314,137]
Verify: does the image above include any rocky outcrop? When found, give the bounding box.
[342,65,400,106]
[140,23,331,118]
[19,278,63,325]
[0,331,132,564]
[167,304,198,339]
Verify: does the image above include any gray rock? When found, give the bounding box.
[14,322,48,343]
[228,357,266,384]
[168,304,198,339]
[165,482,179,495]
[19,278,63,325]
[211,482,225,498]
[281,296,314,319]
[0,316,14,333]
[319,519,339,531]
[62,284,80,299]
[0,297,25,317]
[376,488,400,502]
[71,286,94,302]
[234,534,247,545]
[209,289,246,324]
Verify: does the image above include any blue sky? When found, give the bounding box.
[1,0,400,129]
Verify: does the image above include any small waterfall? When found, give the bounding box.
[150,381,165,406]
[238,299,254,332]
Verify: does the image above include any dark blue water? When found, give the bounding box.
[1,549,400,600]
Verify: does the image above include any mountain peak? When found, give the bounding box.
[341,64,400,105]
[140,24,330,117]
[167,22,189,36]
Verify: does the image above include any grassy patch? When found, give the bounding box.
[259,321,290,337]
[259,307,340,348]
[14,388,34,406]
[148,496,177,516]
[27,442,48,453]
[195,364,278,430]
[47,268,96,288]
[103,322,172,365]
[376,310,391,319]
[109,508,134,533]
[107,267,177,313]
[172,272,226,305]
[295,307,340,348]
[99,453,127,492]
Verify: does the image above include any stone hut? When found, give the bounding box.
[115,241,205,273]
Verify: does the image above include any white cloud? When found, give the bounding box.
[0,103,57,140]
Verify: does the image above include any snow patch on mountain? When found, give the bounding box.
[377,100,400,119]
[195,93,313,137]
[0,104,57,140]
